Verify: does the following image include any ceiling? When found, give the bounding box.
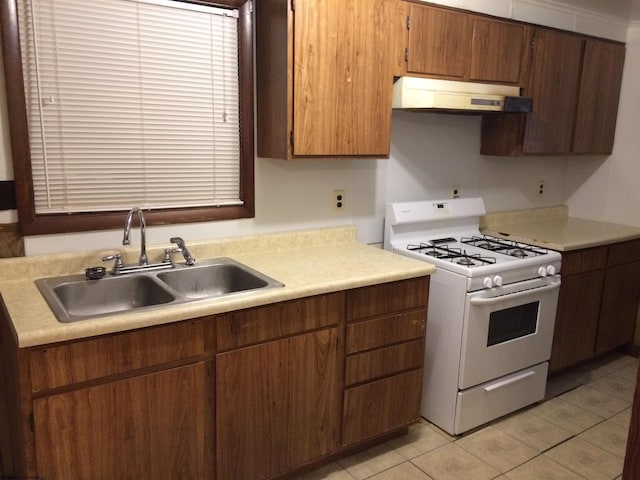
[553,0,640,22]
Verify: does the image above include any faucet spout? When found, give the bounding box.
[123,207,148,265]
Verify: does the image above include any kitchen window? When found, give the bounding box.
[1,0,254,235]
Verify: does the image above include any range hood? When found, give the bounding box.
[392,76,532,113]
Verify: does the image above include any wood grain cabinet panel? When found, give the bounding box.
[573,40,626,154]
[342,370,422,446]
[551,269,605,372]
[346,311,426,354]
[470,18,529,84]
[345,338,424,386]
[349,276,429,321]
[216,328,340,480]
[33,364,206,480]
[406,5,471,78]
[522,29,583,154]
[30,320,204,392]
[216,292,344,350]
[257,0,400,158]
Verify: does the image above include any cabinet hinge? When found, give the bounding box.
[289,130,294,148]
[249,0,253,13]
[404,47,409,63]
[291,0,295,11]
[28,412,35,433]
[406,15,411,30]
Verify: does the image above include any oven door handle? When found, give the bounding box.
[469,279,560,306]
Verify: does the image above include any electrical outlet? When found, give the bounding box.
[450,185,460,199]
[333,189,345,211]
[537,180,546,197]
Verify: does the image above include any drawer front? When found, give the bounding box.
[346,311,426,354]
[216,292,345,350]
[608,239,640,266]
[30,320,204,393]
[561,247,608,276]
[342,370,422,446]
[348,277,429,322]
[345,338,424,386]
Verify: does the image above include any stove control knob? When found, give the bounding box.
[546,265,556,276]
[537,266,548,277]
[493,275,503,287]
[483,277,493,288]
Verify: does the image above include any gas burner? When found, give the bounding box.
[462,235,548,258]
[456,257,476,266]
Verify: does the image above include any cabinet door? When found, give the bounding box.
[216,328,340,480]
[292,0,395,156]
[33,364,206,480]
[550,271,604,372]
[470,18,528,84]
[596,261,640,354]
[573,40,625,154]
[523,29,583,154]
[406,5,471,78]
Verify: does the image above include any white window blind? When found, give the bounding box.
[17,0,242,214]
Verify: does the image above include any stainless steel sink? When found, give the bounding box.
[157,258,282,300]
[35,257,283,323]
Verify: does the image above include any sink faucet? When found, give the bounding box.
[123,207,148,265]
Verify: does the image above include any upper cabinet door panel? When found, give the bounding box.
[470,19,527,84]
[292,0,395,156]
[523,29,583,154]
[406,5,471,78]
[573,40,626,154]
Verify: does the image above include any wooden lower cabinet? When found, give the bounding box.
[551,270,605,371]
[33,364,207,480]
[0,277,431,480]
[215,328,340,480]
[551,240,640,373]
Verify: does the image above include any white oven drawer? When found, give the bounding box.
[454,362,548,435]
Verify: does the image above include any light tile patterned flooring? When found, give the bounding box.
[296,353,638,480]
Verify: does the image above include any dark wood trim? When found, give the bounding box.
[1,0,255,236]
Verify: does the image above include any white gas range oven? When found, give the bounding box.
[384,197,561,435]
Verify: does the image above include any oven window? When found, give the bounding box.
[487,302,539,346]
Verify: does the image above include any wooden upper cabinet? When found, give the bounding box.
[482,29,626,156]
[256,0,401,159]
[469,18,529,84]
[573,39,626,154]
[406,5,471,78]
[523,29,583,154]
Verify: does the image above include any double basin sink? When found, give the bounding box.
[35,257,284,323]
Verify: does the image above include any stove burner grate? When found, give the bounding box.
[407,243,497,267]
[461,235,549,258]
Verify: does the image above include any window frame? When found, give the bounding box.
[0,0,255,236]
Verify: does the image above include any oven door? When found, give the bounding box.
[458,276,560,390]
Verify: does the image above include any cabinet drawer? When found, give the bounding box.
[30,320,203,393]
[608,239,640,266]
[345,338,424,386]
[348,277,429,322]
[342,370,422,446]
[216,292,345,350]
[346,311,426,354]
[561,247,608,276]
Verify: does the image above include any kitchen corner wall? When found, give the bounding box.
[566,23,640,227]
[0,1,633,255]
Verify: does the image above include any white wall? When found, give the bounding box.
[0,1,632,255]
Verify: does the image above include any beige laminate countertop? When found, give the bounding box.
[481,206,640,251]
[0,226,435,348]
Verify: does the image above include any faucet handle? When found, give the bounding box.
[169,237,195,266]
[102,253,124,274]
